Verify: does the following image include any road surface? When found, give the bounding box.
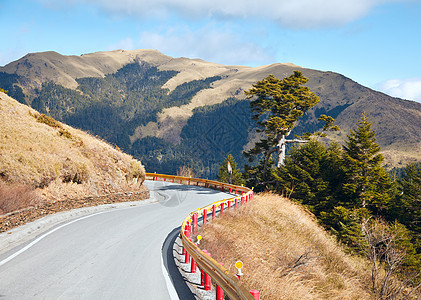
[0,180,230,299]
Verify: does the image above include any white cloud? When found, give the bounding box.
[375,77,421,103]
[35,0,403,28]
[138,25,275,66]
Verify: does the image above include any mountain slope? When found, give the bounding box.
[0,50,420,177]
[0,91,147,214]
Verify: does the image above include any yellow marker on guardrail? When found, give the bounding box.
[235,260,244,279]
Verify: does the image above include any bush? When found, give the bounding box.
[0,181,40,214]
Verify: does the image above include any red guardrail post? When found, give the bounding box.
[250,290,260,299]
[192,213,198,234]
[235,198,238,209]
[220,202,224,216]
[212,205,216,220]
[229,187,232,193]
[216,263,225,300]
[204,252,212,290]
[201,250,208,286]
[228,200,231,211]
[241,196,244,206]
[203,209,207,225]
[191,254,197,273]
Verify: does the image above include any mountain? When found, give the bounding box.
[1,49,420,178]
[0,91,147,214]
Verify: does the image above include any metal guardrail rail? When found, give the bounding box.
[146,173,256,300]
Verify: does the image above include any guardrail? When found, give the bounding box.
[145,173,258,300]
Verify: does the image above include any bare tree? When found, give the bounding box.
[361,218,420,299]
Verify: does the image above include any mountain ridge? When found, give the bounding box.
[1,49,419,177]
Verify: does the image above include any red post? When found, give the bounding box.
[235,198,238,209]
[188,179,191,185]
[201,250,208,286]
[212,205,216,220]
[204,252,212,290]
[192,213,198,234]
[164,178,166,182]
[216,263,225,300]
[241,190,244,195]
[229,187,232,193]
[196,181,199,186]
[203,209,207,225]
[185,249,190,263]
[228,200,231,211]
[172,178,175,183]
[220,203,224,216]
[234,189,237,194]
[241,196,245,206]
[180,179,183,184]
[214,184,217,190]
[184,223,191,239]
[222,186,224,192]
[191,256,197,273]
[250,290,260,300]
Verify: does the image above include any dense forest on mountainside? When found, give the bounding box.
[26,62,221,153]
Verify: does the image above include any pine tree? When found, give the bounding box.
[217,154,245,186]
[274,139,345,214]
[342,113,392,214]
[244,71,320,172]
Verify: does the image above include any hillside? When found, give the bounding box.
[0,91,147,215]
[1,50,420,177]
[199,193,415,299]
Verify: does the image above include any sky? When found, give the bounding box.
[1,0,421,103]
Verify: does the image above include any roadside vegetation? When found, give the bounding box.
[212,72,421,298]
[200,193,372,299]
[0,91,147,215]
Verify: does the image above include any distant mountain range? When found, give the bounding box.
[1,49,420,177]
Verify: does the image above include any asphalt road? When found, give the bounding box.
[0,180,231,299]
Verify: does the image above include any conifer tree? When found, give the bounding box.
[217,154,245,185]
[342,113,392,214]
[244,71,320,172]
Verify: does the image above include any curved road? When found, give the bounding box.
[0,180,231,299]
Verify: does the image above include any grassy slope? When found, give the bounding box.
[199,193,372,299]
[0,91,146,214]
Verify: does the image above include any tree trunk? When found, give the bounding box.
[277,134,287,168]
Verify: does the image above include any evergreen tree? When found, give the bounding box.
[275,139,345,214]
[244,71,320,172]
[342,114,392,214]
[217,154,245,186]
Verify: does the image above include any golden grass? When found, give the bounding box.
[199,192,372,299]
[0,91,146,212]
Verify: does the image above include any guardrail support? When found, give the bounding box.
[228,200,231,211]
[220,203,224,216]
[212,205,216,220]
[192,213,198,234]
[191,256,197,273]
[203,209,207,225]
[235,198,238,209]
[250,289,260,299]
[204,251,212,291]
[216,263,225,300]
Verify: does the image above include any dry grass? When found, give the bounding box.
[0,181,41,214]
[0,92,146,213]
[199,192,373,299]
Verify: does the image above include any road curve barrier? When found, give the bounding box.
[145,173,259,300]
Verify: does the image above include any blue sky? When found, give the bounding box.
[1,0,421,102]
